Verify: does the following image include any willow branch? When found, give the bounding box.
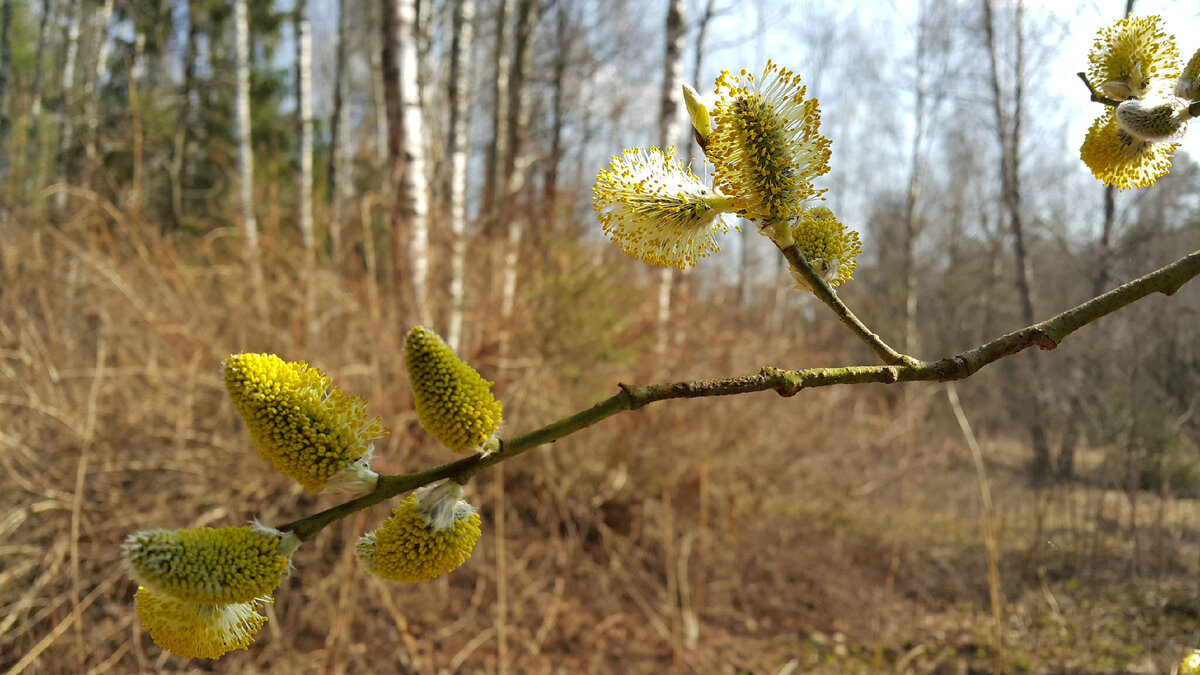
[280,248,1200,540]
[1075,71,1122,107]
[779,243,921,367]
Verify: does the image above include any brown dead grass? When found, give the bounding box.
[3,204,1199,674]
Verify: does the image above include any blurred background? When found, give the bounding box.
[2,0,1200,672]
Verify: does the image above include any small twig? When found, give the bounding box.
[779,243,921,368]
[279,248,1200,541]
[1076,71,1122,107]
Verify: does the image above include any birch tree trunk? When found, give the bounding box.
[383,0,431,326]
[83,0,115,189]
[399,0,430,326]
[497,0,537,346]
[982,0,1051,484]
[327,0,349,263]
[446,0,474,352]
[542,3,568,233]
[24,0,52,205]
[170,0,200,230]
[55,2,82,212]
[234,0,267,316]
[371,4,390,172]
[296,0,317,344]
[382,0,403,292]
[482,0,512,222]
[655,0,687,357]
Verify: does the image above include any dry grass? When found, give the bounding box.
[2,202,1199,674]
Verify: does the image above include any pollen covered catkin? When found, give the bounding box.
[404,326,502,453]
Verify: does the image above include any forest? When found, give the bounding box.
[1,0,1200,672]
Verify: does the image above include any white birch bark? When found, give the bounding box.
[655,0,687,357]
[446,0,474,352]
[55,2,82,211]
[296,0,314,252]
[398,0,431,326]
[296,0,317,343]
[234,0,266,315]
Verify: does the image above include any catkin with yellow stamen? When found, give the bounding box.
[356,483,482,583]
[1087,15,1179,101]
[224,353,387,492]
[707,60,832,223]
[788,207,862,290]
[404,326,503,454]
[134,587,270,660]
[1080,107,1177,189]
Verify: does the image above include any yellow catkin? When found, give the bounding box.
[123,526,289,605]
[224,353,386,491]
[592,146,734,269]
[1087,15,1179,100]
[707,60,832,222]
[356,487,482,583]
[789,207,862,289]
[1181,651,1200,675]
[1080,107,1176,189]
[134,587,269,660]
[404,326,502,453]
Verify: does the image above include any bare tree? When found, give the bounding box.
[494,4,538,670]
[497,0,538,350]
[1058,0,1139,481]
[482,0,513,221]
[902,0,931,356]
[54,1,82,212]
[401,0,431,326]
[981,0,1051,483]
[655,0,687,358]
[296,0,317,343]
[327,0,350,262]
[24,0,53,205]
[0,0,12,191]
[168,0,200,229]
[446,0,474,352]
[371,2,390,171]
[542,2,569,238]
[83,0,115,188]
[234,0,267,316]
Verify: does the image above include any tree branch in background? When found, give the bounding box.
[280,248,1200,541]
